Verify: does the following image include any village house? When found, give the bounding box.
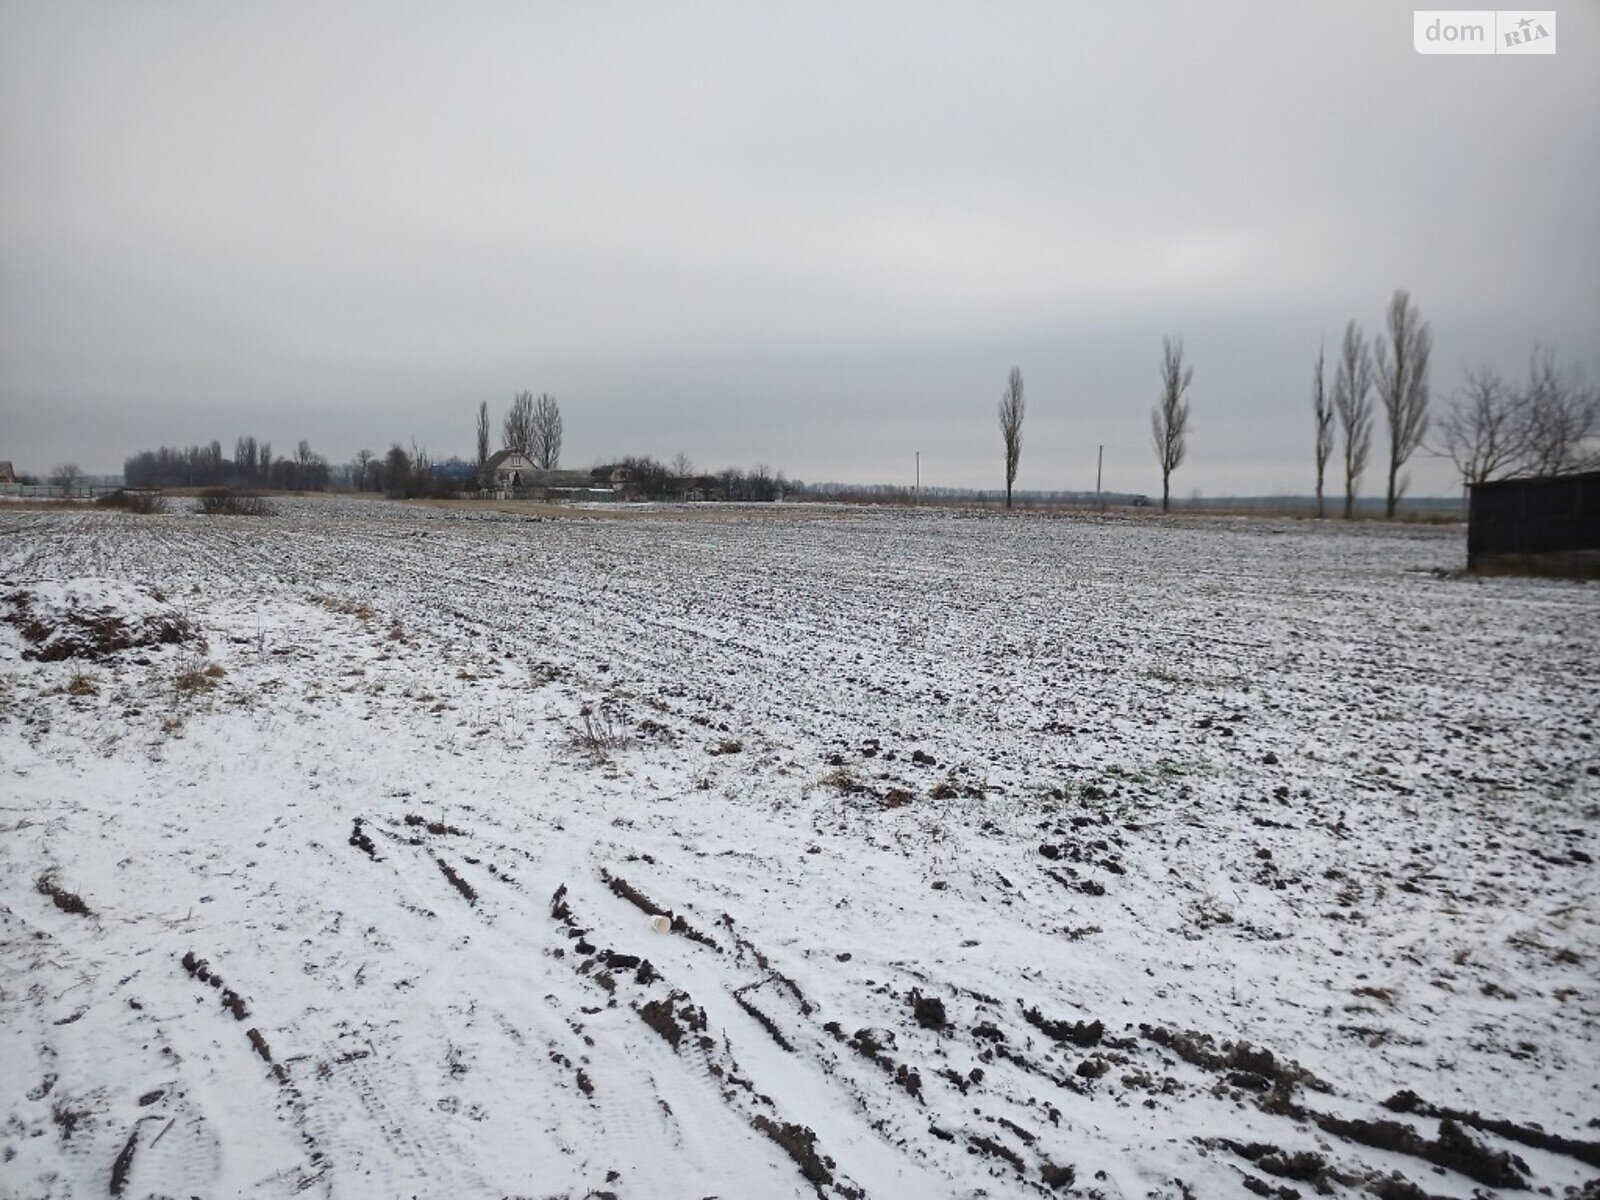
[480,455,615,501]
[528,469,601,495]
[483,449,536,489]
[0,461,16,484]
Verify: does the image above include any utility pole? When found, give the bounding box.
[915,451,920,507]
[1096,444,1104,506]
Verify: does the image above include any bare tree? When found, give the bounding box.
[671,452,694,480]
[50,462,82,493]
[1312,340,1334,518]
[286,440,330,491]
[1333,320,1374,520]
[998,367,1025,509]
[531,393,563,469]
[1374,289,1431,518]
[1149,338,1192,513]
[502,390,534,454]
[1519,347,1599,476]
[202,440,224,480]
[383,443,410,497]
[354,448,374,492]
[752,462,775,501]
[475,401,490,484]
[1437,368,1525,487]
[235,435,259,482]
[410,440,432,494]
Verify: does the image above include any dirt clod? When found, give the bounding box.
[968,1132,1026,1172]
[1041,1161,1076,1189]
[5,583,198,662]
[1024,1007,1103,1048]
[348,819,378,860]
[638,994,707,1051]
[1383,1090,1600,1169]
[1314,1113,1528,1189]
[753,1116,837,1187]
[910,991,948,1030]
[247,1027,274,1064]
[109,1127,138,1196]
[435,857,477,904]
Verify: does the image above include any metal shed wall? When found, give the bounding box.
[1467,470,1600,576]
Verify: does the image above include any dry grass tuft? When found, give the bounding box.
[318,596,376,621]
[64,670,99,696]
[821,766,863,793]
[96,489,167,514]
[196,488,273,517]
[36,870,93,917]
[572,701,632,759]
[173,655,225,694]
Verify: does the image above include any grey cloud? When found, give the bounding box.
[2,1,1596,496]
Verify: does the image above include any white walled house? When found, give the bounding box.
[484,449,536,489]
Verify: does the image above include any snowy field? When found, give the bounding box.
[1,498,1596,1200]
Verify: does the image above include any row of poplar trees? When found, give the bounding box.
[1312,289,1431,519]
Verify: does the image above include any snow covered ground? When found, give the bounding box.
[1,498,1595,1200]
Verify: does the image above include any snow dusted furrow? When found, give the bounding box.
[1,498,1596,1199]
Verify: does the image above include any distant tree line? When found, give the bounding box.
[588,456,790,502]
[466,392,792,502]
[124,437,331,491]
[346,442,474,499]
[118,309,1592,519]
[794,481,1136,506]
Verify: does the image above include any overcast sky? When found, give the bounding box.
[2,2,1596,495]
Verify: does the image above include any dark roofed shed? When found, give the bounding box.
[1468,470,1600,578]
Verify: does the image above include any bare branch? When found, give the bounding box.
[1436,367,1524,486]
[1518,346,1599,476]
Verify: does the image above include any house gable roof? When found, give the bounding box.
[485,449,534,472]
